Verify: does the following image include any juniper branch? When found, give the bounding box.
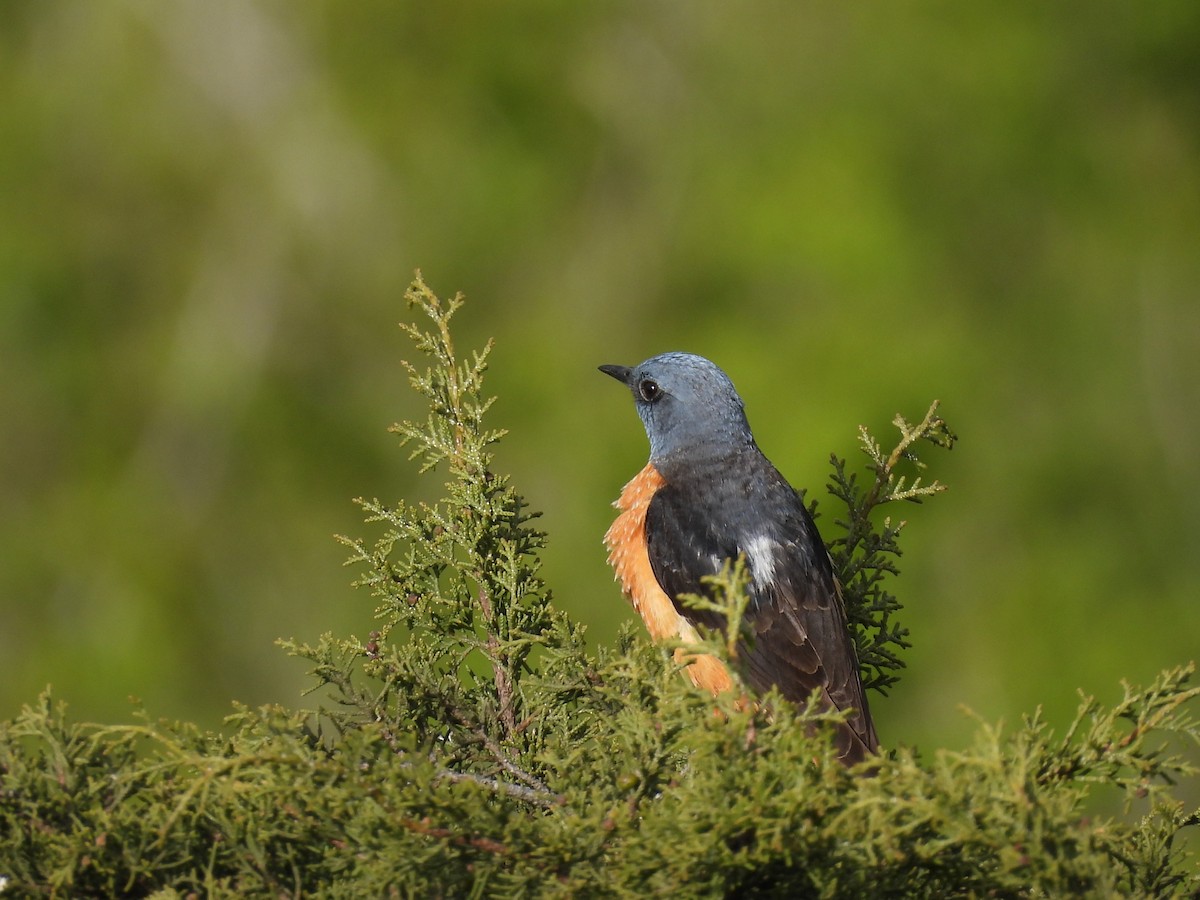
[677,558,754,663]
[842,400,955,561]
[435,771,565,810]
[1038,663,1200,797]
[822,401,956,695]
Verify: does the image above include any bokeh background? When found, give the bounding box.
[2,3,1197,774]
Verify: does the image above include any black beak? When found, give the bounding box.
[598,364,632,385]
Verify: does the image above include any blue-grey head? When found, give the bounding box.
[599,352,755,469]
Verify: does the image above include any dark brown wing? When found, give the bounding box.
[644,461,878,763]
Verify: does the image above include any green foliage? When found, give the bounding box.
[824,403,956,695]
[1,277,1197,897]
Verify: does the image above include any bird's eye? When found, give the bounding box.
[638,379,661,402]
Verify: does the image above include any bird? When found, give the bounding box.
[600,352,878,764]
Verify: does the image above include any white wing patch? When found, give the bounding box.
[743,533,777,587]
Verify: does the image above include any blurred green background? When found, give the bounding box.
[2,3,1197,769]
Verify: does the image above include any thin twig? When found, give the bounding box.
[442,700,548,793]
[437,770,565,809]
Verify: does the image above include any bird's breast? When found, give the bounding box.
[604,463,733,695]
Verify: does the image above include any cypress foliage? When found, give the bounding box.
[0,275,1196,897]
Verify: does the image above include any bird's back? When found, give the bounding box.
[646,446,878,762]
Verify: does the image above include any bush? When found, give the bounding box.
[1,276,1196,897]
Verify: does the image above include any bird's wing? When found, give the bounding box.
[645,476,878,761]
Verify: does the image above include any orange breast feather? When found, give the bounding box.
[604,463,733,696]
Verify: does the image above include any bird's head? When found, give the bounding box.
[599,352,754,470]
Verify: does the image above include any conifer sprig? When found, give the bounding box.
[391,274,504,474]
[824,401,957,695]
[308,272,561,805]
[677,558,754,663]
[1040,662,1200,797]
